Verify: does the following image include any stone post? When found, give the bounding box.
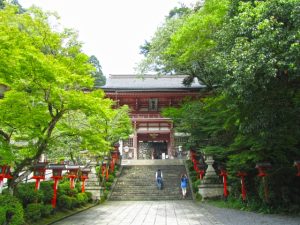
[198,155,223,200]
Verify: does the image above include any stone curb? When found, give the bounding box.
[46,203,100,225]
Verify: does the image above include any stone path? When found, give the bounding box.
[53,201,300,225]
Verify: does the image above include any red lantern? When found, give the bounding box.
[67,165,79,189]
[219,168,228,198]
[237,171,247,201]
[0,165,12,194]
[101,162,107,177]
[255,162,271,202]
[32,162,48,191]
[48,164,66,208]
[80,168,91,193]
[255,162,271,177]
[294,161,300,176]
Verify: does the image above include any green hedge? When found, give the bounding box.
[15,183,44,206]
[26,203,42,222]
[0,194,24,225]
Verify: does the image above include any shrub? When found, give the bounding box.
[26,203,42,222]
[103,190,110,199]
[105,181,112,190]
[57,195,73,209]
[70,197,79,208]
[41,204,53,217]
[40,181,54,204]
[76,193,88,206]
[15,183,44,206]
[0,194,24,225]
[58,181,78,197]
[192,179,201,193]
[85,191,93,202]
[108,174,115,182]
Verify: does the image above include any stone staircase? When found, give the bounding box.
[109,164,192,201]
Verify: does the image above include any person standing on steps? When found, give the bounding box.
[155,169,163,190]
[180,174,188,198]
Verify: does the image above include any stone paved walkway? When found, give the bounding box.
[53,201,300,225]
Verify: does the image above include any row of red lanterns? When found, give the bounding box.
[0,163,91,208]
[101,150,120,181]
[190,151,300,201]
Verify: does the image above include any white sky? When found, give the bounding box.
[18,0,198,76]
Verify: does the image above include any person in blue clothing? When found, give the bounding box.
[155,169,163,190]
[180,174,188,198]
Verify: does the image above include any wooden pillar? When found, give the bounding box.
[169,122,174,158]
[133,121,138,159]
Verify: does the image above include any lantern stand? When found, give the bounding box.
[255,162,271,202]
[80,168,91,193]
[219,166,229,199]
[294,161,300,177]
[48,164,66,208]
[32,162,48,191]
[103,157,109,181]
[0,165,12,194]
[237,171,247,202]
[66,165,79,189]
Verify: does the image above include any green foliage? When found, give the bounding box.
[107,174,115,182]
[105,181,112,190]
[40,204,53,217]
[25,203,42,222]
[89,55,106,86]
[40,181,54,204]
[85,192,93,202]
[192,179,201,193]
[57,195,73,210]
[15,183,44,206]
[76,193,88,206]
[0,3,131,189]
[58,181,78,197]
[150,0,300,213]
[0,194,24,225]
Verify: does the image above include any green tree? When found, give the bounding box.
[0,5,131,191]
[89,55,106,87]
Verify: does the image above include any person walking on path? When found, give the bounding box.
[155,169,163,190]
[181,174,188,198]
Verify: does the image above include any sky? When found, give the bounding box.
[18,0,198,76]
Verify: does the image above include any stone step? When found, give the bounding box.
[109,164,192,201]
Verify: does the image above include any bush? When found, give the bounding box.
[85,191,93,202]
[15,183,44,206]
[57,195,73,209]
[26,203,42,222]
[0,194,24,225]
[76,193,88,206]
[58,181,78,197]
[41,204,53,217]
[192,179,201,193]
[40,181,54,204]
[105,181,112,190]
[103,190,110,199]
[108,174,115,182]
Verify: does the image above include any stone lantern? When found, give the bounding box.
[48,164,66,208]
[67,165,79,189]
[80,168,91,193]
[0,165,12,193]
[32,162,48,191]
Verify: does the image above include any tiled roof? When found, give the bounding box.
[100,74,205,91]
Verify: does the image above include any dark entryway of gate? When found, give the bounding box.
[137,141,167,159]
